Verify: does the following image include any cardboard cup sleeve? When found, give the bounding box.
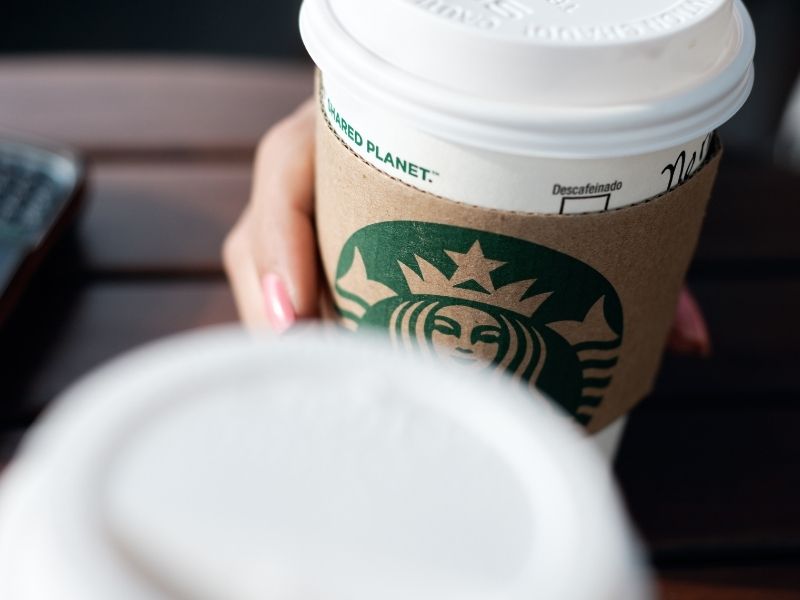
[315,104,721,433]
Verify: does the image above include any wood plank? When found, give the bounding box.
[1,278,237,421]
[80,162,251,272]
[648,279,800,407]
[658,564,800,600]
[697,160,800,264]
[617,407,800,551]
[0,57,312,154]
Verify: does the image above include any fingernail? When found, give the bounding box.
[262,273,296,333]
[674,289,712,357]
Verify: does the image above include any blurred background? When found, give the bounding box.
[3,0,800,162]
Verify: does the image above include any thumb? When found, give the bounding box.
[252,99,319,323]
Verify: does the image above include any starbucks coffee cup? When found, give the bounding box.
[300,0,755,434]
[0,327,652,599]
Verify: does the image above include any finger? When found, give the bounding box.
[223,227,270,328]
[666,286,711,357]
[250,99,319,319]
[227,256,270,329]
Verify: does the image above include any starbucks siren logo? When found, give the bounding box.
[334,222,623,426]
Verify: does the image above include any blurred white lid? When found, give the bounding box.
[0,327,651,599]
[300,0,755,157]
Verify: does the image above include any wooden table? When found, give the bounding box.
[1,57,799,599]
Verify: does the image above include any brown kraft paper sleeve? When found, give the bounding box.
[314,91,722,434]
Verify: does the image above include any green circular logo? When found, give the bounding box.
[334,221,623,426]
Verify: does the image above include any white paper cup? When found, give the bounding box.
[302,0,754,448]
[0,327,651,599]
[301,0,754,212]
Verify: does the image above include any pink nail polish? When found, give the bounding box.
[262,273,296,333]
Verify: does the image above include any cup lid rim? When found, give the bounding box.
[300,0,756,157]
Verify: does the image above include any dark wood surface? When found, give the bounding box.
[1,57,798,597]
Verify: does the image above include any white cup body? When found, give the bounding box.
[302,0,754,448]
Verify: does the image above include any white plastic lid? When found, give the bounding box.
[0,327,651,599]
[300,0,755,157]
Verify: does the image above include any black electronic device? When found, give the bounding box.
[0,141,85,325]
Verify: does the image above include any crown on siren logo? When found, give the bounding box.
[398,241,552,317]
